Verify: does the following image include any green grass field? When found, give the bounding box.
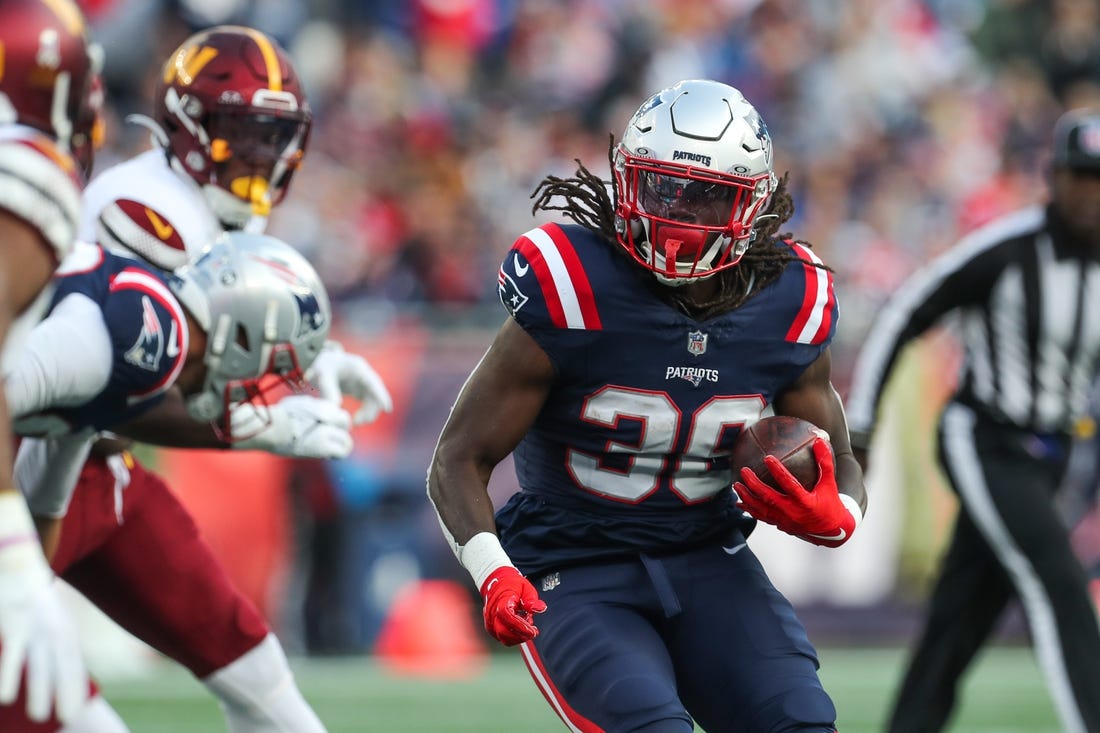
[97,644,1059,732]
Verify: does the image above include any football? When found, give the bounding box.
[732,415,827,490]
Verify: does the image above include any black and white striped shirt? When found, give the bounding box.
[847,205,1100,442]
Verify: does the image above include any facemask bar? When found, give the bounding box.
[207,111,309,216]
[204,343,311,443]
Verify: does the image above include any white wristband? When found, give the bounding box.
[839,493,863,529]
[458,531,515,590]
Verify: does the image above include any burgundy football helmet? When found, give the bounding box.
[0,0,99,174]
[151,25,312,228]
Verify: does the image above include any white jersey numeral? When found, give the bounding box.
[565,386,764,503]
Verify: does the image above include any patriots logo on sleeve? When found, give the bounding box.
[123,295,166,371]
[106,267,189,406]
[505,224,602,330]
[498,253,530,316]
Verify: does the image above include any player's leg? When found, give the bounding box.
[523,559,694,732]
[49,456,122,574]
[943,404,1100,732]
[668,543,837,733]
[59,460,325,733]
[885,509,1012,733]
[203,633,324,733]
[888,405,1033,732]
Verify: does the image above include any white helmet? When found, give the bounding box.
[169,230,331,427]
[613,79,777,284]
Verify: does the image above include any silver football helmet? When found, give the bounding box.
[169,231,331,429]
[613,79,777,284]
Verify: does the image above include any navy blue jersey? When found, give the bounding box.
[46,247,189,430]
[495,223,838,575]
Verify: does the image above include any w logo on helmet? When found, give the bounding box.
[292,286,326,337]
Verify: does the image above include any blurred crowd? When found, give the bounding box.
[82,0,1100,353]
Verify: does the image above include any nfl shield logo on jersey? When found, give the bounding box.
[541,572,560,592]
[687,330,708,356]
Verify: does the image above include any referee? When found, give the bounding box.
[847,109,1100,733]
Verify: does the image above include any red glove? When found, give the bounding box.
[479,566,547,646]
[733,438,860,547]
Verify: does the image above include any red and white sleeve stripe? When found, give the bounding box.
[785,242,836,345]
[514,224,602,330]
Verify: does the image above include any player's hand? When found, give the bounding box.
[231,394,354,459]
[0,495,88,723]
[306,341,393,425]
[733,438,859,547]
[479,567,547,646]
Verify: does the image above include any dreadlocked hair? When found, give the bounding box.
[529,135,829,320]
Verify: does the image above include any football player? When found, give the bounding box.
[68,24,387,730]
[43,26,391,733]
[7,231,333,728]
[0,1,128,730]
[428,80,866,732]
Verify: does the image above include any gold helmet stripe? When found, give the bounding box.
[165,45,218,86]
[242,28,282,92]
[39,0,85,36]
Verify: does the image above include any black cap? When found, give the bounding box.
[1052,109,1100,171]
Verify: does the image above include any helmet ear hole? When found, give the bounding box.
[235,324,250,352]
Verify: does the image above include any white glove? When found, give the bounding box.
[306,341,393,425]
[231,394,354,459]
[0,492,88,723]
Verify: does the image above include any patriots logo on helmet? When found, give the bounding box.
[752,113,772,165]
[634,93,664,120]
[292,286,326,337]
[124,296,165,371]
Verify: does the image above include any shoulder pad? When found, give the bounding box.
[0,132,82,262]
[498,223,602,331]
[83,152,222,270]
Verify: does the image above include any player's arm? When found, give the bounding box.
[0,212,88,724]
[846,236,1004,465]
[0,207,58,482]
[735,347,866,547]
[112,384,354,460]
[773,347,865,513]
[427,316,554,645]
[112,388,227,447]
[4,294,113,423]
[0,208,57,338]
